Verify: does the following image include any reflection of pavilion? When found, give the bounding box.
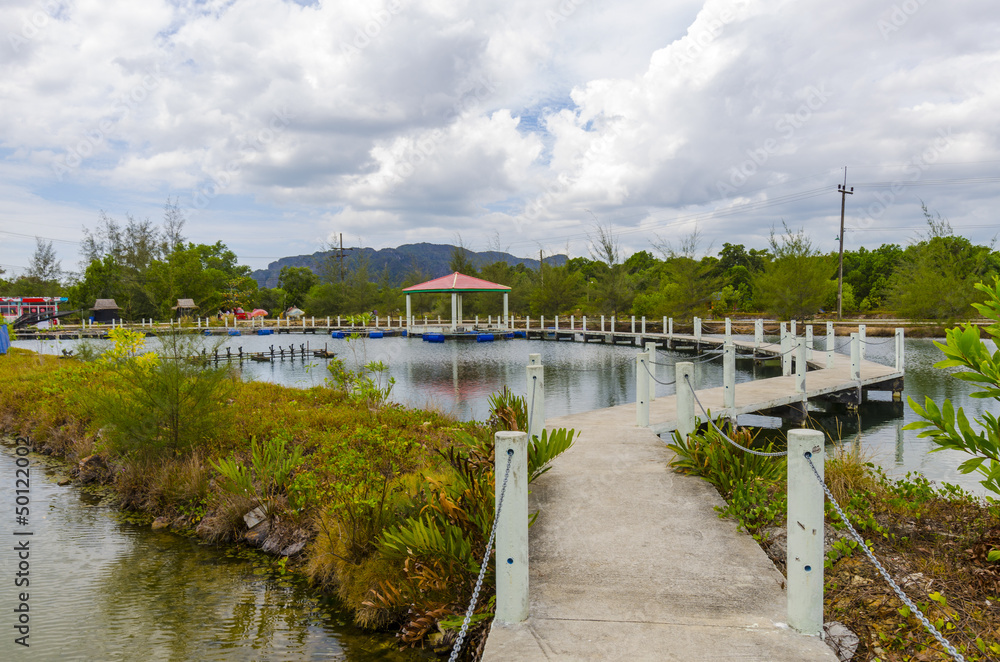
[402,272,511,331]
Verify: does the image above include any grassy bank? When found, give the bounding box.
[669,424,1000,661]
[0,340,569,659]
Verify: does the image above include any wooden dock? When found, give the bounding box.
[482,333,899,660]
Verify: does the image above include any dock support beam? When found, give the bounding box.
[694,317,701,345]
[636,352,650,427]
[755,319,763,348]
[805,325,814,360]
[725,318,732,344]
[526,364,545,444]
[494,430,529,624]
[895,328,905,371]
[645,341,657,402]
[859,323,867,361]
[850,333,861,380]
[787,428,825,637]
[826,322,835,369]
[723,343,735,411]
[676,362,695,438]
[796,337,807,395]
[781,327,792,376]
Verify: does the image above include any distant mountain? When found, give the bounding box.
[251,242,568,289]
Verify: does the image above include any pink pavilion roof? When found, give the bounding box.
[402,272,511,293]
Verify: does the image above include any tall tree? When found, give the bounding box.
[887,207,997,320]
[589,224,633,317]
[754,223,836,319]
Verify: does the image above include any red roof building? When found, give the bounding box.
[402,272,511,330]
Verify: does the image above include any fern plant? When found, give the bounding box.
[211,434,303,519]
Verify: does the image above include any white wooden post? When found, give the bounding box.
[198,318,201,329]
[636,352,650,427]
[781,327,792,376]
[787,428,825,637]
[754,319,763,348]
[805,325,814,360]
[796,337,807,394]
[526,364,545,444]
[495,430,529,624]
[570,315,575,331]
[554,315,559,330]
[725,317,732,343]
[790,319,797,336]
[601,315,605,332]
[476,315,479,327]
[858,323,867,362]
[850,333,860,380]
[489,315,492,326]
[326,316,330,327]
[302,317,306,329]
[529,353,540,365]
[526,316,531,330]
[540,315,545,332]
[582,316,587,332]
[645,341,656,402]
[337,315,341,326]
[723,342,735,411]
[631,315,636,334]
[668,317,673,338]
[676,362,695,438]
[225,317,228,328]
[694,317,701,344]
[312,316,316,327]
[662,316,667,335]
[641,316,646,334]
[826,321,835,369]
[895,328,905,371]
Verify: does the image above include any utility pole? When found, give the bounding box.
[837,168,853,321]
[330,233,356,288]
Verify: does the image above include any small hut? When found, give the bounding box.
[171,298,199,318]
[91,299,120,323]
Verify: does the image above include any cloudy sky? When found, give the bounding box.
[1,0,998,277]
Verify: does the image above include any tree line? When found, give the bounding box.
[1,203,996,322]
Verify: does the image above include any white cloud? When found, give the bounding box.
[1,0,999,273]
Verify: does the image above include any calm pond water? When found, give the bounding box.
[0,443,424,661]
[13,331,997,495]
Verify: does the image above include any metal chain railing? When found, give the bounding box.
[860,336,897,346]
[449,448,515,662]
[684,375,789,457]
[803,453,966,662]
[640,358,676,386]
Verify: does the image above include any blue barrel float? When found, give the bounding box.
[256,328,273,335]
[331,331,346,338]
[228,329,241,336]
[369,331,383,338]
[476,333,494,342]
[512,330,526,338]
[423,333,445,343]
[203,330,213,335]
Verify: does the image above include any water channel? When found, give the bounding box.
[4,331,995,658]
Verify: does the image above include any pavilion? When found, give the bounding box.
[402,272,511,331]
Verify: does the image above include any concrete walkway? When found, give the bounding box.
[478,336,895,660]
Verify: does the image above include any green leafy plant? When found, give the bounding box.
[211,434,304,519]
[905,276,1000,496]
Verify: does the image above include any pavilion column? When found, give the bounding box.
[406,294,411,328]
[451,292,457,331]
[504,292,509,328]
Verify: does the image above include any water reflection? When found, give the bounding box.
[0,447,420,661]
